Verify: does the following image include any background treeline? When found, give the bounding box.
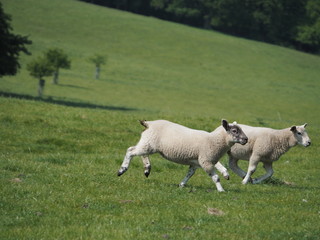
[79,0,320,53]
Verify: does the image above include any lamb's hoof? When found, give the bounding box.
[117,167,127,176]
[222,170,230,180]
[144,171,150,178]
[242,177,253,184]
[252,179,259,184]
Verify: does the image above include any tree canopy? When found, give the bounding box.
[45,48,71,71]
[27,56,54,80]
[0,2,32,77]
[89,54,107,67]
[295,0,320,52]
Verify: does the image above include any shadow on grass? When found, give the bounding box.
[58,83,90,90]
[261,177,295,186]
[0,91,137,111]
[254,177,320,190]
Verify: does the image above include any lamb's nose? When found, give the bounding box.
[241,137,248,145]
[305,141,311,147]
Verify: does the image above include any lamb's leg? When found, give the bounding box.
[118,144,149,176]
[228,156,247,179]
[141,155,151,178]
[179,166,197,187]
[252,162,274,184]
[214,161,230,180]
[118,146,136,176]
[242,155,260,184]
[200,159,225,192]
[209,169,225,192]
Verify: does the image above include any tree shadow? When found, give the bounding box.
[58,84,90,90]
[0,91,137,111]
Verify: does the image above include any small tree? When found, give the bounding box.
[89,54,106,80]
[27,56,54,97]
[45,48,71,84]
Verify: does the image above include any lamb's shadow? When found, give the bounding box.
[260,177,294,186]
[0,91,137,111]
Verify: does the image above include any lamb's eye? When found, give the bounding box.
[231,129,238,134]
[297,132,302,135]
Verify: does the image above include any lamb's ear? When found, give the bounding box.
[303,123,308,128]
[290,126,297,132]
[222,119,230,131]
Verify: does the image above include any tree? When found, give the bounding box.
[89,54,107,80]
[296,0,320,52]
[150,0,204,27]
[44,48,71,84]
[0,2,32,77]
[27,56,54,97]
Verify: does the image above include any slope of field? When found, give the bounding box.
[1,0,320,239]
[1,0,320,124]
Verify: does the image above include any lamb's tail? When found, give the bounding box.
[139,120,148,129]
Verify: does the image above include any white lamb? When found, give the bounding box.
[228,123,311,184]
[118,119,248,192]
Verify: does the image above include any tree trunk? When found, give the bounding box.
[95,66,100,80]
[38,79,45,97]
[52,70,59,84]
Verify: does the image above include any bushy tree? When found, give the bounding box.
[27,57,54,97]
[150,0,206,27]
[296,0,320,52]
[0,2,32,77]
[44,48,71,84]
[89,54,107,80]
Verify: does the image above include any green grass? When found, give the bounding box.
[1,98,319,240]
[1,0,320,239]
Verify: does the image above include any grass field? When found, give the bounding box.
[1,0,320,239]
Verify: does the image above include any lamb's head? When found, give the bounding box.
[290,123,311,147]
[222,119,248,145]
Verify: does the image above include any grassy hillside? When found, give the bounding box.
[1,0,320,124]
[1,0,320,239]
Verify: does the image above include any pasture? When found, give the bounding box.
[1,0,320,239]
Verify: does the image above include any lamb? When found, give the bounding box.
[228,123,311,184]
[117,119,248,192]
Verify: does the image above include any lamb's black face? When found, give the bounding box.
[222,120,248,145]
[229,125,248,145]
